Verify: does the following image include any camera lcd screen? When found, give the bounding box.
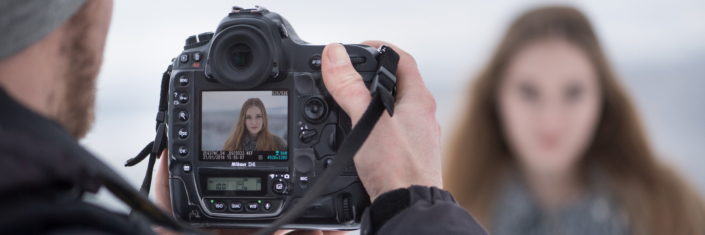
[207,177,261,191]
[201,90,288,161]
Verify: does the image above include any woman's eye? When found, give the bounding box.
[519,82,538,101]
[257,115,262,118]
[566,84,583,102]
[246,116,251,119]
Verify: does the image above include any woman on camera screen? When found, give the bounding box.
[444,6,705,235]
[222,98,287,151]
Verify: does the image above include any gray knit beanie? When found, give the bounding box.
[0,0,87,61]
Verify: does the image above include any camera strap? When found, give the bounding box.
[121,64,211,235]
[124,45,399,235]
[253,45,399,235]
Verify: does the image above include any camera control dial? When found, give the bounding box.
[186,35,197,45]
[198,32,214,42]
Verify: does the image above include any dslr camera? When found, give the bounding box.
[166,6,381,229]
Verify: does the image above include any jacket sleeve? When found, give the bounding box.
[359,186,488,235]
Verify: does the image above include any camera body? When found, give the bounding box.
[166,7,379,229]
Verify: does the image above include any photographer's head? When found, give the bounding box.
[0,0,113,139]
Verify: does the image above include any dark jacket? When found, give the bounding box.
[361,186,488,235]
[0,88,487,234]
[0,89,156,234]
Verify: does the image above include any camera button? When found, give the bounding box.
[193,52,202,62]
[178,128,188,139]
[178,93,189,104]
[274,182,284,192]
[309,56,321,70]
[298,129,317,143]
[263,202,272,211]
[323,158,333,170]
[278,24,288,38]
[294,73,317,95]
[247,202,259,211]
[213,201,225,210]
[295,154,314,174]
[183,164,191,173]
[178,146,188,156]
[179,111,189,121]
[272,178,288,194]
[179,75,189,86]
[179,53,189,63]
[230,202,243,211]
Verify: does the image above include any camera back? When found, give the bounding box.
[167,6,382,230]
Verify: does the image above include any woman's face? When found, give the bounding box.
[497,39,602,176]
[245,106,264,135]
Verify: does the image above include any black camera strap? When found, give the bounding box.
[124,63,172,196]
[125,45,399,235]
[121,65,211,235]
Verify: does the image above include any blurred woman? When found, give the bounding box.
[444,6,705,235]
[223,98,287,151]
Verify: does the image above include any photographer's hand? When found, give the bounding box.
[321,42,443,202]
[153,150,347,235]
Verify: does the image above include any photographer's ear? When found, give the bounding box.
[321,43,372,126]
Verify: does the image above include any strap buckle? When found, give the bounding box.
[155,111,166,123]
[369,45,397,116]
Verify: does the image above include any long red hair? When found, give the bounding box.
[443,6,705,234]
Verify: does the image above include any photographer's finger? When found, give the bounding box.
[321,43,371,124]
[154,149,172,212]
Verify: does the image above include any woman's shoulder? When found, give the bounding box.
[272,134,287,150]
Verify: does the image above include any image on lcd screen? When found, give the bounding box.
[201,90,288,161]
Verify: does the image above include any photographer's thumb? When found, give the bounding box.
[321,43,372,126]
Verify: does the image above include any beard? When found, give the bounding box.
[53,1,100,139]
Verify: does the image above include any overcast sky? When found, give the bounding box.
[81,0,705,214]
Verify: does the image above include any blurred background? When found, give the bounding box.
[82,0,705,221]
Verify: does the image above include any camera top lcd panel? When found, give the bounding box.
[166,6,381,230]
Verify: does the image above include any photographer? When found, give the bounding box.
[0,1,485,235]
